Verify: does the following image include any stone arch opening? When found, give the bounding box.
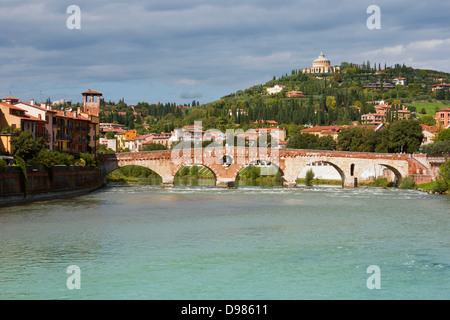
[379,164,402,186]
[174,163,216,186]
[235,160,284,187]
[106,165,162,185]
[298,161,346,187]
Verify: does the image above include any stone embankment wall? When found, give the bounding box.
[0,165,102,206]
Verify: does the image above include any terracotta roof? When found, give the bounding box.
[82,89,102,95]
[53,110,91,122]
[0,102,27,112]
[21,114,46,122]
[100,123,125,127]
[431,83,450,87]
[16,101,57,113]
[420,124,438,132]
[301,125,340,133]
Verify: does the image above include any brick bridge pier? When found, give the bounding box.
[100,147,435,188]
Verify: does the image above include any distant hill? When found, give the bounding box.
[95,63,450,135]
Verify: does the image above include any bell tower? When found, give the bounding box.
[82,89,102,116]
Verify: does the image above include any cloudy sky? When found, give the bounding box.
[1,0,449,105]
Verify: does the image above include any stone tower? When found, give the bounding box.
[82,89,102,116]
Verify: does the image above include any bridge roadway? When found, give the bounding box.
[100,147,434,188]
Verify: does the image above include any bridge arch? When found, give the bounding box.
[106,165,162,184]
[235,160,284,186]
[298,160,346,187]
[173,163,216,186]
[379,164,402,185]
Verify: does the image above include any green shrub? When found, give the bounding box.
[400,177,416,189]
[14,156,27,196]
[371,178,390,188]
[305,169,315,186]
[432,179,448,194]
[80,153,95,166]
[55,152,75,166]
[0,158,6,172]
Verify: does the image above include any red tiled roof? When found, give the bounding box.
[301,125,340,133]
[82,89,102,95]
[100,123,125,127]
[0,102,27,112]
[431,83,450,87]
[420,124,438,132]
[53,110,91,122]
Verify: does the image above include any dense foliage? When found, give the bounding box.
[93,62,450,149]
[433,159,450,194]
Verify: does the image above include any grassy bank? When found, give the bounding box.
[296,178,342,186]
[409,101,447,116]
[415,181,449,195]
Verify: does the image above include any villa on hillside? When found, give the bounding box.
[286,91,304,98]
[266,85,287,95]
[300,124,383,141]
[431,83,450,92]
[420,124,438,146]
[361,100,411,125]
[435,107,450,128]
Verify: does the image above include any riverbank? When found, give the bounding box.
[0,165,103,207]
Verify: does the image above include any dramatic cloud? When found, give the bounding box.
[0,0,449,104]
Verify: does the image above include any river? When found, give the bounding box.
[0,179,449,300]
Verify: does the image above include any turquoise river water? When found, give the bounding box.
[0,180,449,300]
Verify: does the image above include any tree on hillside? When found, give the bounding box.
[436,128,450,142]
[428,140,450,154]
[420,115,437,126]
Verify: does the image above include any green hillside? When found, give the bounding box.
[93,62,450,136]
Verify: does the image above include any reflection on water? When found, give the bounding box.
[235,179,282,187]
[108,177,284,188]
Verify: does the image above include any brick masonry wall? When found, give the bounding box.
[0,165,102,205]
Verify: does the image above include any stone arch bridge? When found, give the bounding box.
[100,148,434,188]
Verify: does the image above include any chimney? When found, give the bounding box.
[41,103,46,108]
[30,99,35,106]
[38,114,42,120]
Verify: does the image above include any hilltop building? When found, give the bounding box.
[302,52,340,74]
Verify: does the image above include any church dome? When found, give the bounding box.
[313,52,331,67]
[314,52,330,62]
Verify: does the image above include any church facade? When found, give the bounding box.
[302,52,340,74]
